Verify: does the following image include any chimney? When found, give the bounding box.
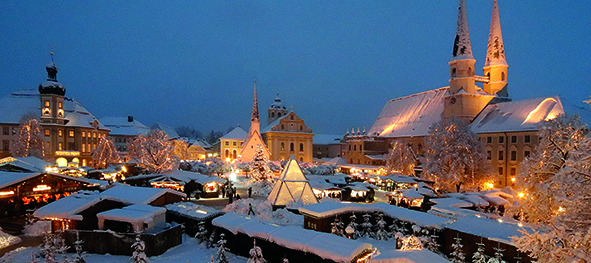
[127,116,133,122]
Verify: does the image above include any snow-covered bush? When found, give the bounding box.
[247,240,267,263]
[130,235,149,263]
[224,199,303,226]
[23,220,51,236]
[0,227,21,249]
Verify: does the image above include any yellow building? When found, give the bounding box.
[344,0,566,187]
[262,110,314,163]
[219,126,247,161]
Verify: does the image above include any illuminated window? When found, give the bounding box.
[58,102,63,109]
[93,132,96,138]
[82,131,86,138]
[58,130,63,137]
[93,144,96,150]
[44,101,50,107]
[45,129,50,136]
[69,131,74,137]
[82,144,86,152]
[58,143,63,151]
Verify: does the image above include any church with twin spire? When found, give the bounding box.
[343,0,565,188]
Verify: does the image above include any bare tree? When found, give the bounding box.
[129,130,179,173]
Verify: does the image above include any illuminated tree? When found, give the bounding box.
[248,144,273,182]
[129,130,179,173]
[384,141,418,176]
[11,117,44,158]
[421,118,491,192]
[173,139,191,161]
[91,136,120,169]
[511,115,591,262]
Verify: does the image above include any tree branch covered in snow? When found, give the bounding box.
[91,136,120,169]
[421,118,491,192]
[384,141,418,176]
[512,114,591,262]
[129,130,179,173]
[11,117,44,159]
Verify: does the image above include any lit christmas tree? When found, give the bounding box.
[215,233,229,263]
[129,130,179,173]
[130,235,149,263]
[91,136,120,169]
[173,139,191,161]
[248,144,273,182]
[384,141,418,176]
[247,239,267,263]
[11,117,44,159]
[421,118,491,192]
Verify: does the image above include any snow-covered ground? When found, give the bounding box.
[0,235,248,263]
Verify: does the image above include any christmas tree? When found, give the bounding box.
[330,217,345,237]
[345,214,359,239]
[247,239,267,263]
[360,214,374,238]
[129,130,179,173]
[248,144,273,182]
[449,235,465,263]
[11,117,44,159]
[374,213,389,240]
[72,231,87,263]
[91,136,120,169]
[215,233,230,263]
[472,242,488,263]
[130,235,149,263]
[195,221,208,244]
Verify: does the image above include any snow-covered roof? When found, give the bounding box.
[149,170,225,185]
[97,204,165,225]
[309,180,341,191]
[368,87,448,138]
[100,184,186,205]
[220,126,247,140]
[470,96,564,133]
[445,216,530,245]
[299,202,453,229]
[379,174,419,184]
[33,191,105,220]
[306,174,349,185]
[312,134,343,145]
[165,202,224,221]
[213,213,373,263]
[0,157,50,172]
[99,116,150,136]
[320,157,348,166]
[150,123,179,139]
[0,89,107,130]
[430,197,474,208]
[0,171,98,192]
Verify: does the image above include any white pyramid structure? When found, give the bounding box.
[267,159,318,207]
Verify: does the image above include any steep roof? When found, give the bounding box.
[100,117,150,136]
[485,0,507,67]
[220,126,247,140]
[450,0,474,61]
[151,123,179,139]
[470,96,564,133]
[268,159,318,206]
[368,87,448,138]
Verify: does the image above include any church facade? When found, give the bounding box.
[343,0,565,188]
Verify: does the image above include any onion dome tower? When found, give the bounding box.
[39,53,66,124]
[268,92,287,124]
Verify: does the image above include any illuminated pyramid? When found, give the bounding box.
[267,158,318,207]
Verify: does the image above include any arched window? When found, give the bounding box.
[353,145,356,151]
[451,68,457,78]
[300,157,303,162]
[290,143,294,152]
[299,143,304,151]
[349,145,351,151]
[225,150,229,158]
[501,71,506,81]
[468,67,473,76]
[271,112,275,118]
[278,113,282,117]
[281,142,285,151]
[233,150,237,159]
[291,115,294,120]
[486,72,490,80]
[360,145,363,151]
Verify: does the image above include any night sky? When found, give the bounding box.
[1,1,590,135]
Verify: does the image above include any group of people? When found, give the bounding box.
[222,184,254,204]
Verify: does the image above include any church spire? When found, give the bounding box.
[485,0,506,67]
[451,0,474,61]
[251,79,260,123]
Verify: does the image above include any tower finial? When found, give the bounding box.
[485,0,506,67]
[451,0,474,61]
[251,79,260,123]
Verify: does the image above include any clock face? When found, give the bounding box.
[450,97,457,105]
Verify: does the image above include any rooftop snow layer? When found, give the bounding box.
[0,157,50,172]
[299,202,453,229]
[213,213,373,263]
[445,215,530,245]
[220,126,247,140]
[312,134,343,145]
[100,184,186,205]
[99,117,150,136]
[165,202,224,220]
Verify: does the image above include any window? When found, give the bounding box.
[498,136,504,143]
[58,143,63,151]
[58,130,63,137]
[299,143,304,151]
[451,68,457,78]
[93,132,97,138]
[45,129,50,136]
[82,131,86,138]
[82,144,86,152]
[498,150,504,160]
[271,112,275,118]
[511,136,517,143]
[232,150,237,159]
[281,142,285,151]
[44,101,50,107]
[2,127,8,135]
[224,141,229,146]
[498,166,504,175]
[348,145,351,151]
[360,145,363,151]
[300,125,303,131]
[510,151,517,161]
[290,115,294,120]
[510,167,516,176]
[232,141,236,146]
[487,150,492,160]
[524,151,530,158]
[281,124,285,130]
[69,131,74,137]
[501,72,506,81]
[2,140,8,151]
[290,143,294,152]
[524,135,531,143]
[58,102,63,109]
[300,157,303,162]
[353,145,356,151]
[486,137,492,143]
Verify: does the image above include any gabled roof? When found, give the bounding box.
[368,87,448,138]
[220,126,247,140]
[0,156,50,172]
[262,111,312,134]
[151,123,179,139]
[99,117,150,136]
[100,184,186,205]
[149,170,225,185]
[470,96,564,133]
[33,191,117,220]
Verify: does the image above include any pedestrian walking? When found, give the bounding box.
[248,203,255,215]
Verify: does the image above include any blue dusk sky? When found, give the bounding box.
[1,1,590,135]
